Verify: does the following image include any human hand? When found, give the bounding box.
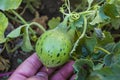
[8,53,75,80]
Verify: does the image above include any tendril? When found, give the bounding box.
[60,0,71,15]
[70,16,87,57]
[70,12,80,21]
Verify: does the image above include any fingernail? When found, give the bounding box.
[36,72,48,79]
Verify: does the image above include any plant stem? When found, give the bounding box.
[87,3,91,11]
[62,15,69,25]
[11,10,27,24]
[70,16,87,56]
[30,22,46,32]
[0,44,6,54]
[10,10,46,37]
[74,4,81,12]
[67,0,71,13]
[95,46,111,54]
[98,0,105,5]
[77,16,87,39]
[5,12,23,24]
[79,10,95,15]
[112,34,120,38]
[9,43,22,53]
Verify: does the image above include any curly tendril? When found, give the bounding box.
[70,12,80,21]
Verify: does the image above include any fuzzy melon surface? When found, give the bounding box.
[36,29,72,67]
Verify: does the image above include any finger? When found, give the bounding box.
[70,74,76,80]
[39,67,56,76]
[50,60,74,80]
[26,72,48,80]
[8,53,42,80]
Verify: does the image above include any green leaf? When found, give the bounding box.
[97,31,114,46]
[103,42,115,53]
[106,0,120,10]
[93,63,104,70]
[111,62,120,74]
[107,42,120,55]
[48,17,61,29]
[0,12,8,43]
[104,54,114,66]
[73,59,94,80]
[89,63,120,80]
[7,25,24,38]
[93,67,113,79]
[85,37,97,53]
[106,0,120,29]
[106,0,115,4]
[106,0,120,21]
[111,18,120,29]
[90,6,110,25]
[103,3,119,18]
[87,75,101,80]
[21,26,33,52]
[114,0,120,13]
[88,67,113,80]
[104,42,120,66]
[74,16,84,28]
[0,0,22,11]
[74,36,97,57]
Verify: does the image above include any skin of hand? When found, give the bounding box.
[8,53,75,80]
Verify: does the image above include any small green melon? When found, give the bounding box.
[36,29,72,67]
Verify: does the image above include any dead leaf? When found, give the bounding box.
[32,12,48,34]
[0,56,10,72]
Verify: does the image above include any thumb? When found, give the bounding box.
[26,72,48,80]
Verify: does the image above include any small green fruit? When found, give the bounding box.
[36,29,72,67]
